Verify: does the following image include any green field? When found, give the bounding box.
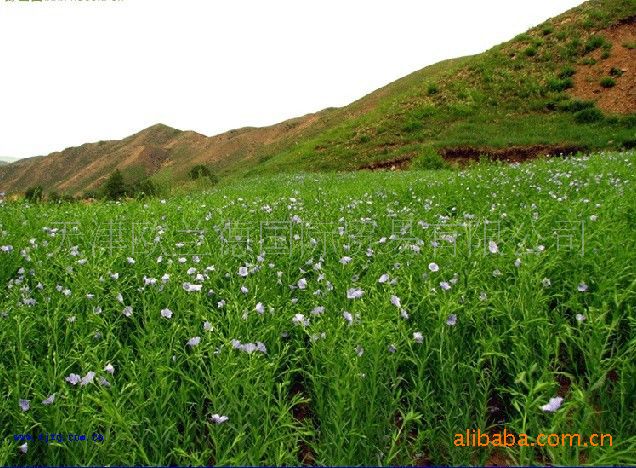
[1,151,635,465]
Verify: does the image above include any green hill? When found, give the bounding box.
[238,0,635,176]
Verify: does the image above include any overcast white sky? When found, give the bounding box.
[0,0,584,159]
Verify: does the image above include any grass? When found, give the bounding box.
[1,150,635,465]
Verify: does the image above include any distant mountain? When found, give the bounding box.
[0,0,634,195]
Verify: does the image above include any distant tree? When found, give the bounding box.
[189,164,212,180]
[25,185,43,202]
[103,169,128,200]
[132,178,159,198]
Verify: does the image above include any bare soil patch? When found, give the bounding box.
[570,16,636,114]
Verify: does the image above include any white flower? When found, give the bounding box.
[446,314,457,326]
[542,278,551,288]
[540,396,564,412]
[578,282,588,292]
[400,308,410,320]
[343,311,353,325]
[122,306,133,317]
[104,363,115,375]
[378,274,390,284]
[340,256,352,265]
[255,302,265,314]
[210,414,229,424]
[439,281,451,291]
[514,258,521,268]
[576,313,586,322]
[428,262,439,272]
[297,278,307,290]
[390,295,401,308]
[19,399,30,412]
[488,240,499,254]
[413,331,423,344]
[203,321,213,331]
[161,308,173,319]
[238,266,248,277]
[19,442,28,454]
[187,336,201,347]
[292,313,308,326]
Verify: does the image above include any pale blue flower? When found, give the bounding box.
[540,396,564,412]
[347,287,364,299]
[80,371,96,386]
[66,373,81,385]
[42,394,55,405]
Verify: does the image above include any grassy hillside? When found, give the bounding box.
[241,0,635,176]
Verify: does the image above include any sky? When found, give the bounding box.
[0,0,584,159]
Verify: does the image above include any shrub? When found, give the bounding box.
[402,120,423,133]
[188,164,212,180]
[24,186,43,202]
[609,67,623,77]
[620,115,636,129]
[359,135,371,144]
[132,179,159,198]
[411,147,448,170]
[103,169,128,200]
[541,24,554,36]
[574,107,604,124]
[427,83,439,95]
[584,35,606,53]
[558,66,576,79]
[523,46,537,57]
[547,77,574,92]
[559,99,595,112]
[600,77,616,88]
[48,191,61,203]
[621,139,636,150]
